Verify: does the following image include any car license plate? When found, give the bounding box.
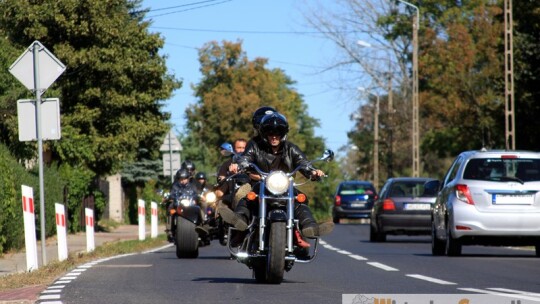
[350,202,365,207]
[492,194,534,205]
[404,203,430,210]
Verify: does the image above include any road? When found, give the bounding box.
[39,222,540,304]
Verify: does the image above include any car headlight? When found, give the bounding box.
[205,192,217,203]
[180,198,193,207]
[266,171,289,195]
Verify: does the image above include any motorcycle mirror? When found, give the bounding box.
[321,149,334,162]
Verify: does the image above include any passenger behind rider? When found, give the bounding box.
[218,111,334,239]
[165,168,200,242]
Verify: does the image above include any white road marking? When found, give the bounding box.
[143,243,173,254]
[487,288,540,296]
[39,294,61,300]
[47,285,65,289]
[406,274,456,285]
[458,288,540,302]
[367,262,399,271]
[54,280,71,284]
[42,289,62,294]
[337,250,352,255]
[349,254,368,261]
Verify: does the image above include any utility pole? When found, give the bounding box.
[504,0,515,150]
[396,0,420,177]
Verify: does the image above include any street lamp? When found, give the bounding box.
[396,0,420,177]
[358,87,380,189]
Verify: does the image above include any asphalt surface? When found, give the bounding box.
[0,224,165,304]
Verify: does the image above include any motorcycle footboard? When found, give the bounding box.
[293,237,320,263]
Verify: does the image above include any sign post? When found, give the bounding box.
[9,41,66,266]
[160,129,182,184]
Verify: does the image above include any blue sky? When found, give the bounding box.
[141,0,357,153]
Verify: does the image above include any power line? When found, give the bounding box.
[150,26,355,35]
[146,0,233,18]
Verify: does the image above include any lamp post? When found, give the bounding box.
[396,0,420,177]
[359,87,380,189]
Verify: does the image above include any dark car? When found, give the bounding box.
[332,181,377,223]
[370,177,437,242]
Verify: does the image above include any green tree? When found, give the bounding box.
[512,1,540,150]
[420,1,504,159]
[0,0,181,176]
[184,40,325,169]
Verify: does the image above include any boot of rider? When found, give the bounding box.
[218,198,250,231]
[296,204,334,238]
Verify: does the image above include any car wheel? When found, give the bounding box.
[445,221,462,256]
[369,221,386,242]
[431,221,445,256]
[333,216,340,224]
[535,241,540,257]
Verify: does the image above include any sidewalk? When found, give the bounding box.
[0,224,165,304]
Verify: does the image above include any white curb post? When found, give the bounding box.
[138,199,146,241]
[150,202,158,238]
[85,208,95,252]
[151,201,158,238]
[54,203,68,261]
[22,185,38,272]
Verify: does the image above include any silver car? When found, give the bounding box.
[429,150,540,256]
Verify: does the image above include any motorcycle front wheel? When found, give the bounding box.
[265,221,286,284]
[176,216,199,259]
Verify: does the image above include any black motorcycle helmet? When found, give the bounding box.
[195,172,207,180]
[252,106,277,130]
[175,168,190,180]
[259,112,289,142]
[180,160,196,176]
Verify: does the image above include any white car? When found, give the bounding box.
[428,150,540,256]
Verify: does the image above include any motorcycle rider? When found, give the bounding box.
[165,168,200,242]
[219,112,334,238]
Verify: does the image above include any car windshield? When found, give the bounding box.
[390,181,433,197]
[339,184,375,196]
[463,158,540,182]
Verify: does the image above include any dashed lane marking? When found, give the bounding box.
[367,262,399,271]
[406,274,456,285]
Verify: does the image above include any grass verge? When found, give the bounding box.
[0,235,168,292]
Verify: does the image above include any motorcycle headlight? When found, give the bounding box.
[266,171,289,195]
[205,191,217,203]
[180,198,193,207]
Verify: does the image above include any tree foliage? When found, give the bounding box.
[302,0,540,180]
[184,40,326,170]
[0,0,181,176]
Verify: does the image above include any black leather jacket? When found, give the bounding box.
[241,138,315,178]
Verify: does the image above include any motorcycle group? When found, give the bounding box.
[161,106,335,284]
